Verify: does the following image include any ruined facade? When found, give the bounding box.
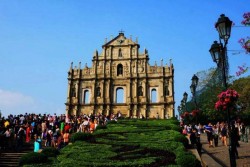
[65,32,175,119]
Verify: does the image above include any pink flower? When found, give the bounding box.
[242,12,250,26]
[243,12,250,19]
[215,89,239,111]
[235,64,249,77]
[238,38,245,43]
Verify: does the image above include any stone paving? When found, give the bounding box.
[200,133,250,167]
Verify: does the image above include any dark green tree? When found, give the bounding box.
[189,68,226,124]
[231,76,250,124]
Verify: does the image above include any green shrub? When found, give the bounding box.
[173,134,189,148]
[95,125,107,130]
[70,132,95,143]
[42,147,60,157]
[105,134,126,141]
[168,118,180,125]
[175,152,200,167]
[165,125,172,130]
[107,120,118,124]
[19,152,48,166]
[57,141,117,164]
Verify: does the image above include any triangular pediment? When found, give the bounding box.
[102,32,138,48]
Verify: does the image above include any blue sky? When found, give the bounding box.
[0,1,250,117]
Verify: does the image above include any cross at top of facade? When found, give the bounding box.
[119,30,124,34]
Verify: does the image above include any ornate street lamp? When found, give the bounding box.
[191,75,199,88]
[210,14,236,167]
[209,41,222,65]
[183,92,188,114]
[190,84,195,95]
[190,84,197,98]
[183,92,188,103]
[180,92,188,124]
[190,75,199,103]
[215,14,233,45]
[181,99,185,111]
[190,75,199,125]
[177,105,181,113]
[182,92,188,111]
[209,40,228,89]
[177,105,182,123]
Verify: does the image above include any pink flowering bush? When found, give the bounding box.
[191,109,200,116]
[215,89,239,111]
[236,64,249,76]
[241,12,250,26]
[181,111,190,119]
[238,37,250,53]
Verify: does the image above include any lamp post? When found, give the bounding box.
[182,92,188,124]
[183,92,188,112]
[178,92,188,124]
[177,105,182,119]
[177,105,182,124]
[190,74,199,124]
[209,14,236,167]
[177,105,181,114]
[183,92,188,104]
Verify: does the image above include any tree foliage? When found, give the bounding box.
[190,69,250,124]
[230,76,250,124]
[189,68,225,124]
[187,67,250,124]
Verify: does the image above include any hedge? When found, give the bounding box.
[21,119,200,166]
[19,152,48,166]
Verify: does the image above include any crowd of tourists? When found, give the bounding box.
[181,121,247,158]
[0,112,120,152]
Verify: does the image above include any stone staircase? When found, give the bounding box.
[0,142,33,167]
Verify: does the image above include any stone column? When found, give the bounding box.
[127,109,130,118]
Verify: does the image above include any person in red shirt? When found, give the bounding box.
[89,120,95,133]
[25,124,31,143]
[63,130,70,146]
[64,123,71,133]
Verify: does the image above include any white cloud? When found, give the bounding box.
[0,89,36,117]
[0,89,66,118]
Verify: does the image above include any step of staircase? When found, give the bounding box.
[0,142,34,167]
[0,152,27,167]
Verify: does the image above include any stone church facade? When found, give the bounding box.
[65,32,175,119]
